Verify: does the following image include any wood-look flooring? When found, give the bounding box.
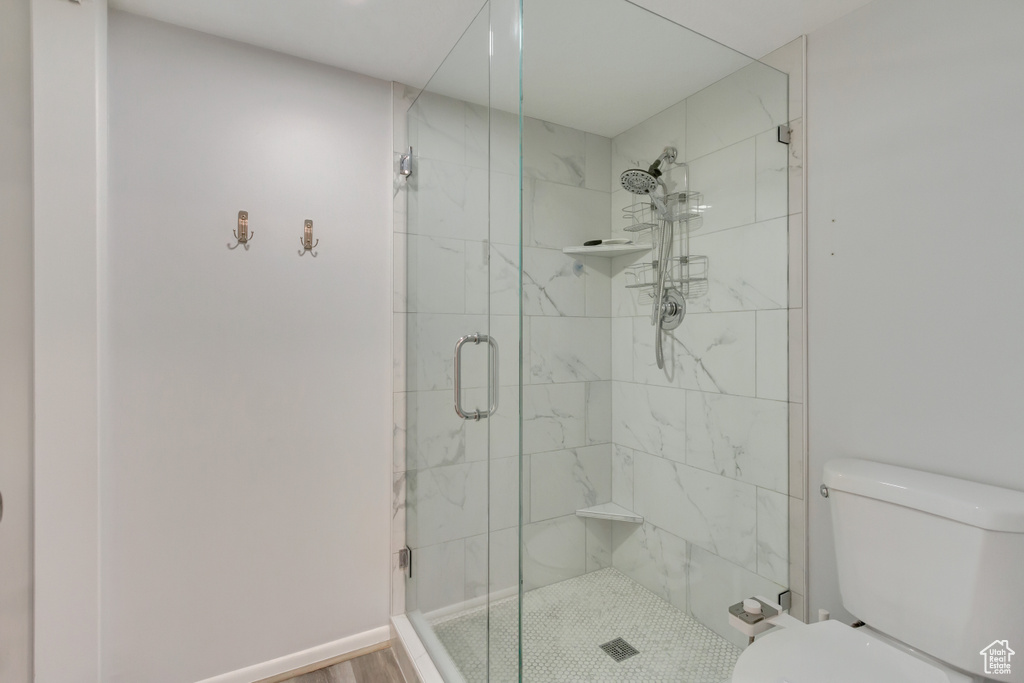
[280,647,406,683]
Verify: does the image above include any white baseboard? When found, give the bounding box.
[194,625,392,683]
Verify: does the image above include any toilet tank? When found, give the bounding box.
[824,458,1024,682]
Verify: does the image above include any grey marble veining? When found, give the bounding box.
[405,234,466,314]
[408,158,488,242]
[530,317,611,383]
[611,381,686,459]
[530,444,612,521]
[409,91,466,166]
[687,218,789,313]
[612,521,689,612]
[635,312,757,396]
[612,444,635,510]
[406,462,487,548]
[685,60,788,162]
[523,117,586,187]
[404,390,484,471]
[632,451,757,571]
[585,381,612,445]
[522,382,587,455]
[521,247,587,317]
[685,391,789,493]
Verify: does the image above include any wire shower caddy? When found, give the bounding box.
[622,190,708,305]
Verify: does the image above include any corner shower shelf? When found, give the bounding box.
[562,244,652,258]
[575,502,643,524]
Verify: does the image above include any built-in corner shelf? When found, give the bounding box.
[575,502,643,524]
[562,244,652,258]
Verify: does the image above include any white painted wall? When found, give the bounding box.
[32,0,107,680]
[806,0,1024,622]
[103,13,392,682]
[0,0,34,681]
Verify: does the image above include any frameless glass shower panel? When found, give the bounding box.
[403,1,523,681]
[519,0,790,680]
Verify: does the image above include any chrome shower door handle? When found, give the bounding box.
[453,333,499,420]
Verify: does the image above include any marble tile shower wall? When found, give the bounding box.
[390,37,808,641]
[392,86,616,617]
[607,55,804,648]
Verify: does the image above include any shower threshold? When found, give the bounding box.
[431,567,741,682]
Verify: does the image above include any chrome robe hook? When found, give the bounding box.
[299,219,318,257]
[228,210,253,250]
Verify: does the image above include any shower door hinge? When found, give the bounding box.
[399,546,412,578]
[777,589,792,612]
[777,125,792,145]
[399,147,413,178]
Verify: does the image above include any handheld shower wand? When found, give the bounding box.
[619,147,685,370]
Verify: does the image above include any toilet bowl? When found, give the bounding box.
[732,620,974,683]
[729,458,1024,683]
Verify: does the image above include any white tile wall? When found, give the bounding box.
[757,488,790,585]
[585,518,613,572]
[523,117,586,187]
[612,521,689,613]
[529,317,611,383]
[531,444,612,521]
[632,451,757,571]
[522,515,588,591]
[688,545,785,648]
[607,41,806,633]
[686,138,756,235]
[612,381,687,459]
[525,179,611,249]
[685,392,789,493]
[522,382,587,454]
[584,381,612,445]
[687,217,789,313]
[685,61,788,162]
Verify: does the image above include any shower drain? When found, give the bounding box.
[599,637,640,662]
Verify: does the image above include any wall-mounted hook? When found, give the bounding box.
[228,210,253,250]
[299,219,318,257]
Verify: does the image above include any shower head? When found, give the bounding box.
[619,146,678,195]
[620,168,660,195]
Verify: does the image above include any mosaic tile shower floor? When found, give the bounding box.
[432,568,741,682]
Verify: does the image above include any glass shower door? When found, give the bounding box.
[402,1,523,680]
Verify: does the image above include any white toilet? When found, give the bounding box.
[732,458,1024,683]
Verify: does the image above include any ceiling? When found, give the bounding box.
[108,0,876,86]
[108,0,876,135]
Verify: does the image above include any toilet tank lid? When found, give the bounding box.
[823,458,1024,533]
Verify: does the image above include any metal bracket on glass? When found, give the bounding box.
[398,546,412,578]
[777,589,792,612]
[399,147,413,178]
[778,124,792,145]
[453,333,499,420]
